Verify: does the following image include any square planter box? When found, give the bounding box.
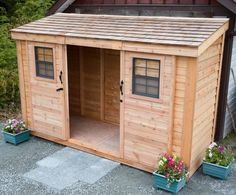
[153,172,186,195]
[202,161,232,180]
[2,130,31,145]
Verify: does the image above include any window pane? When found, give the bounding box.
[147,60,159,69]
[39,68,46,75]
[147,69,159,77]
[35,47,54,79]
[46,70,54,77]
[135,84,146,94]
[147,86,158,97]
[44,48,53,56]
[37,54,44,61]
[37,48,44,55]
[135,59,146,68]
[38,62,46,70]
[147,79,159,87]
[45,55,53,62]
[135,67,146,76]
[133,58,160,99]
[136,77,146,85]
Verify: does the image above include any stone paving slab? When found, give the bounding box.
[23,147,120,190]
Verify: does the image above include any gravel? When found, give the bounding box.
[0,131,236,195]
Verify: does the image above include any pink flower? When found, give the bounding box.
[218,146,224,153]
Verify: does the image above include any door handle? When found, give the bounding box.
[59,71,63,84]
[56,88,63,92]
[120,80,124,96]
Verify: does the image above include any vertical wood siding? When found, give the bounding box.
[123,51,175,169]
[190,36,223,175]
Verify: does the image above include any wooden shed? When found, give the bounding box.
[11,13,229,177]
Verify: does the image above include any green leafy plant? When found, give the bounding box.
[204,142,234,167]
[3,118,26,134]
[156,153,188,184]
[0,0,56,114]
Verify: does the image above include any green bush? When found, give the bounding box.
[0,68,20,110]
[0,0,56,113]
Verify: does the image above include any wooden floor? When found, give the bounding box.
[70,116,120,156]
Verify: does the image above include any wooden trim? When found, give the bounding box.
[198,21,229,56]
[168,56,176,153]
[120,50,125,158]
[12,32,200,57]
[11,32,66,44]
[100,49,105,120]
[16,41,27,124]
[63,45,70,140]
[181,57,197,168]
[212,34,225,140]
[66,36,122,50]
[79,47,84,116]
[26,41,35,130]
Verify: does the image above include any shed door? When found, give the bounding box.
[122,52,175,169]
[27,43,68,140]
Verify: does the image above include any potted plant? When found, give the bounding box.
[2,119,30,145]
[202,142,234,179]
[153,152,188,194]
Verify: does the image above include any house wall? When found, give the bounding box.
[190,36,224,175]
[224,34,236,137]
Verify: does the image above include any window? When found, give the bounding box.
[132,58,160,98]
[35,47,54,79]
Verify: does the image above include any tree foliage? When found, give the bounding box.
[0,0,55,113]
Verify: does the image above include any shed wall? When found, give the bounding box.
[16,40,33,128]
[172,57,188,156]
[190,36,224,175]
[123,51,175,170]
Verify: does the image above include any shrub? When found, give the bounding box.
[156,152,188,184]
[0,68,20,110]
[204,142,234,167]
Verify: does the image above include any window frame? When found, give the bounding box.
[35,46,55,80]
[132,57,161,99]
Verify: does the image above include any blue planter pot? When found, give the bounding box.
[202,161,232,180]
[153,172,186,195]
[2,130,31,145]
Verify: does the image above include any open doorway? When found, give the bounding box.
[67,46,120,156]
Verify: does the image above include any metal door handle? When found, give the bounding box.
[56,88,63,92]
[120,80,124,95]
[59,71,63,84]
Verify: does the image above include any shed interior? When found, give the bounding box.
[67,45,120,156]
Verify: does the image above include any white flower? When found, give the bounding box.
[208,142,217,149]
[159,160,164,166]
[209,152,213,158]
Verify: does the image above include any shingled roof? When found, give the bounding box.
[11,13,228,47]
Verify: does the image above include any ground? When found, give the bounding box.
[1,131,236,195]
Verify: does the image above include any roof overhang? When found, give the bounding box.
[217,0,236,15]
[46,0,76,16]
[11,13,229,57]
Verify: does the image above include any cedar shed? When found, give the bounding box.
[11,13,229,177]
